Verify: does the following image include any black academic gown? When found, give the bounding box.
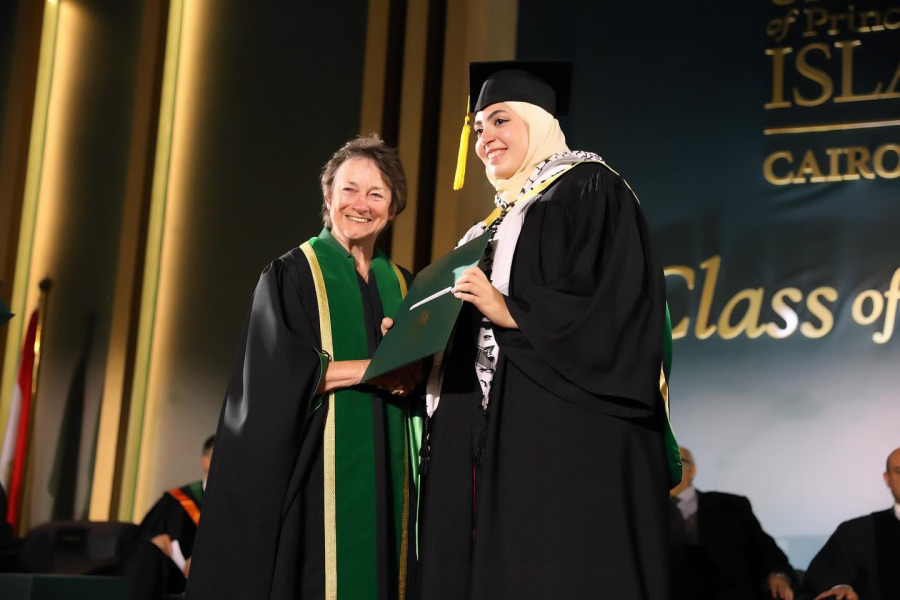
[800,508,900,600]
[669,491,795,600]
[119,482,203,600]
[186,248,415,600]
[417,163,671,600]
[138,482,203,553]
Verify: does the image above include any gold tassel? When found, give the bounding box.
[452,96,471,191]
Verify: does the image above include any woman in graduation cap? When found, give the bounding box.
[416,62,679,599]
[187,135,423,600]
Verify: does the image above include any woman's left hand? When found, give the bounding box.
[453,267,518,329]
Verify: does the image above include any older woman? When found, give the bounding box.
[416,62,678,599]
[188,135,420,600]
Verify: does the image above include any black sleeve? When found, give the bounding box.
[186,253,323,599]
[736,496,795,583]
[801,522,862,596]
[137,495,180,540]
[495,164,666,416]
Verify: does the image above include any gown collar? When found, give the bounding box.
[318,227,351,257]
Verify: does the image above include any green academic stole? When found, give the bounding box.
[299,230,410,600]
[660,307,681,487]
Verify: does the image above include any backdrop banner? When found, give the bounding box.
[518,0,900,567]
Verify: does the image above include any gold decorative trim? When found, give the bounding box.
[659,365,670,418]
[393,257,409,599]
[598,160,642,205]
[764,119,900,136]
[482,160,636,228]
[483,164,580,227]
[299,241,337,600]
[390,260,408,297]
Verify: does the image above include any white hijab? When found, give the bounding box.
[426,102,576,416]
[484,101,570,205]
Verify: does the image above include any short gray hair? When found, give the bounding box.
[319,134,408,228]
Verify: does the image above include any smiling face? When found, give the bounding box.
[325,157,394,249]
[474,102,529,180]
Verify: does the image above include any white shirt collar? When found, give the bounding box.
[674,486,699,520]
[677,486,697,503]
[894,502,899,521]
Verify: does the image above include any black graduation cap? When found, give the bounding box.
[452,60,574,190]
[469,60,573,117]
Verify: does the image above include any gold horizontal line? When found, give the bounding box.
[764,119,900,135]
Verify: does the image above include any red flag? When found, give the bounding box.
[0,310,39,534]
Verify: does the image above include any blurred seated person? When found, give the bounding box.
[0,483,11,541]
[800,446,900,600]
[670,446,795,600]
[119,435,214,600]
[0,483,17,572]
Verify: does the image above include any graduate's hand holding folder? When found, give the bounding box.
[362,233,491,382]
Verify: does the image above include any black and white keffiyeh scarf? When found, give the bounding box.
[425,150,604,416]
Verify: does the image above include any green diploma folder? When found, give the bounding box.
[363,233,490,381]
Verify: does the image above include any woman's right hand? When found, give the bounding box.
[318,319,425,396]
[316,357,423,396]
